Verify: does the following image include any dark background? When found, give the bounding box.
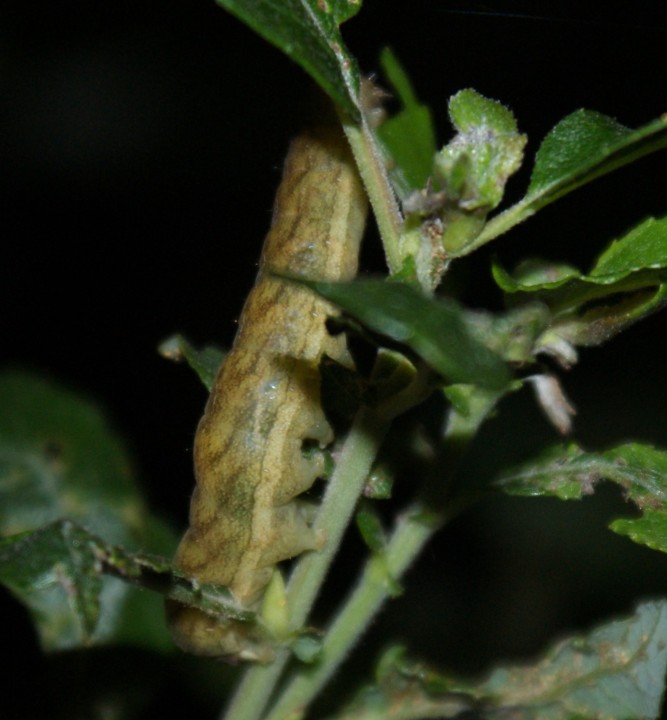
[3,1,667,717]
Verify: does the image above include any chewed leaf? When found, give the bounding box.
[610,510,667,554]
[0,519,258,651]
[472,112,667,249]
[0,521,102,645]
[494,442,667,507]
[339,603,667,719]
[303,278,511,390]
[159,334,225,391]
[215,0,362,119]
[0,371,176,651]
[494,442,667,555]
[478,601,667,720]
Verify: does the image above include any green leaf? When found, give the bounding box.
[376,48,437,197]
[215,0,362,120]
[464,302,551,365]
[495,216,667,294]
[0,519,260,652]
[474,112,667,249]
[493,215,667,353]
[436,90,526,211]
[291,633,324,664]
[478,601,667,720]
[495,442,667,507]
[363,462,394,500]
[339,603,667,720]
[158,333,225,391]
[430,89,526,255]
[0,371,177,650]
[611,510,667,554]
[356,504,386,554]
[305,279,511,390]
[591,215,667,280]
[0,521,102,645]
[529,110,630,196]
[494,442,667,555]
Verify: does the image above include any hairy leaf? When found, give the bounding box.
[437,89,526,212]
[433,89,526,255]
[215,0,362,119]
[474,112,667,248]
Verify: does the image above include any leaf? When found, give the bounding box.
[424,89,525,255]
[495,216,667,294]
[494,442,667,555]
[336,646,472,720]
[158,333,225,390]
[356,504,387,554]
[495,442,667,506]
[0,519,259,650]
[492,215,667,353]
[440,88,526,215]
[375,48,437,197]
[291,633,324,664]
[529,110,631,196]
[0,371,177,650]
[610,510,667,554]
[337,603,667,720]
[591,216,667,280]
[304,279,512,390]
[215,0,362,120]
[438,89,526,211]
[474,112,667,249]
[0,521,102,645]
[477,601,667,720]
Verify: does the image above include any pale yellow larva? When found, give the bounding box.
[167,122,367,660]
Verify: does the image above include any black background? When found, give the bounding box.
[3,1,667,718]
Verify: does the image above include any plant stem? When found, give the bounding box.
[340,116,404,276]
[287,406,391,625]
[261,389,500,719]
[221,405,391,720]
[263,504,442,720]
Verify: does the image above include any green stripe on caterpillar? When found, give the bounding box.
[167,122,368,661]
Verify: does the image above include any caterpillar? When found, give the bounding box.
[167,121,367,661]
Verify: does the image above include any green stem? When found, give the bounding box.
[340,115,404,276]
[263,505,442,720]
[221,406,391,720]
[286,406,391,624]
[261,389,500,719]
